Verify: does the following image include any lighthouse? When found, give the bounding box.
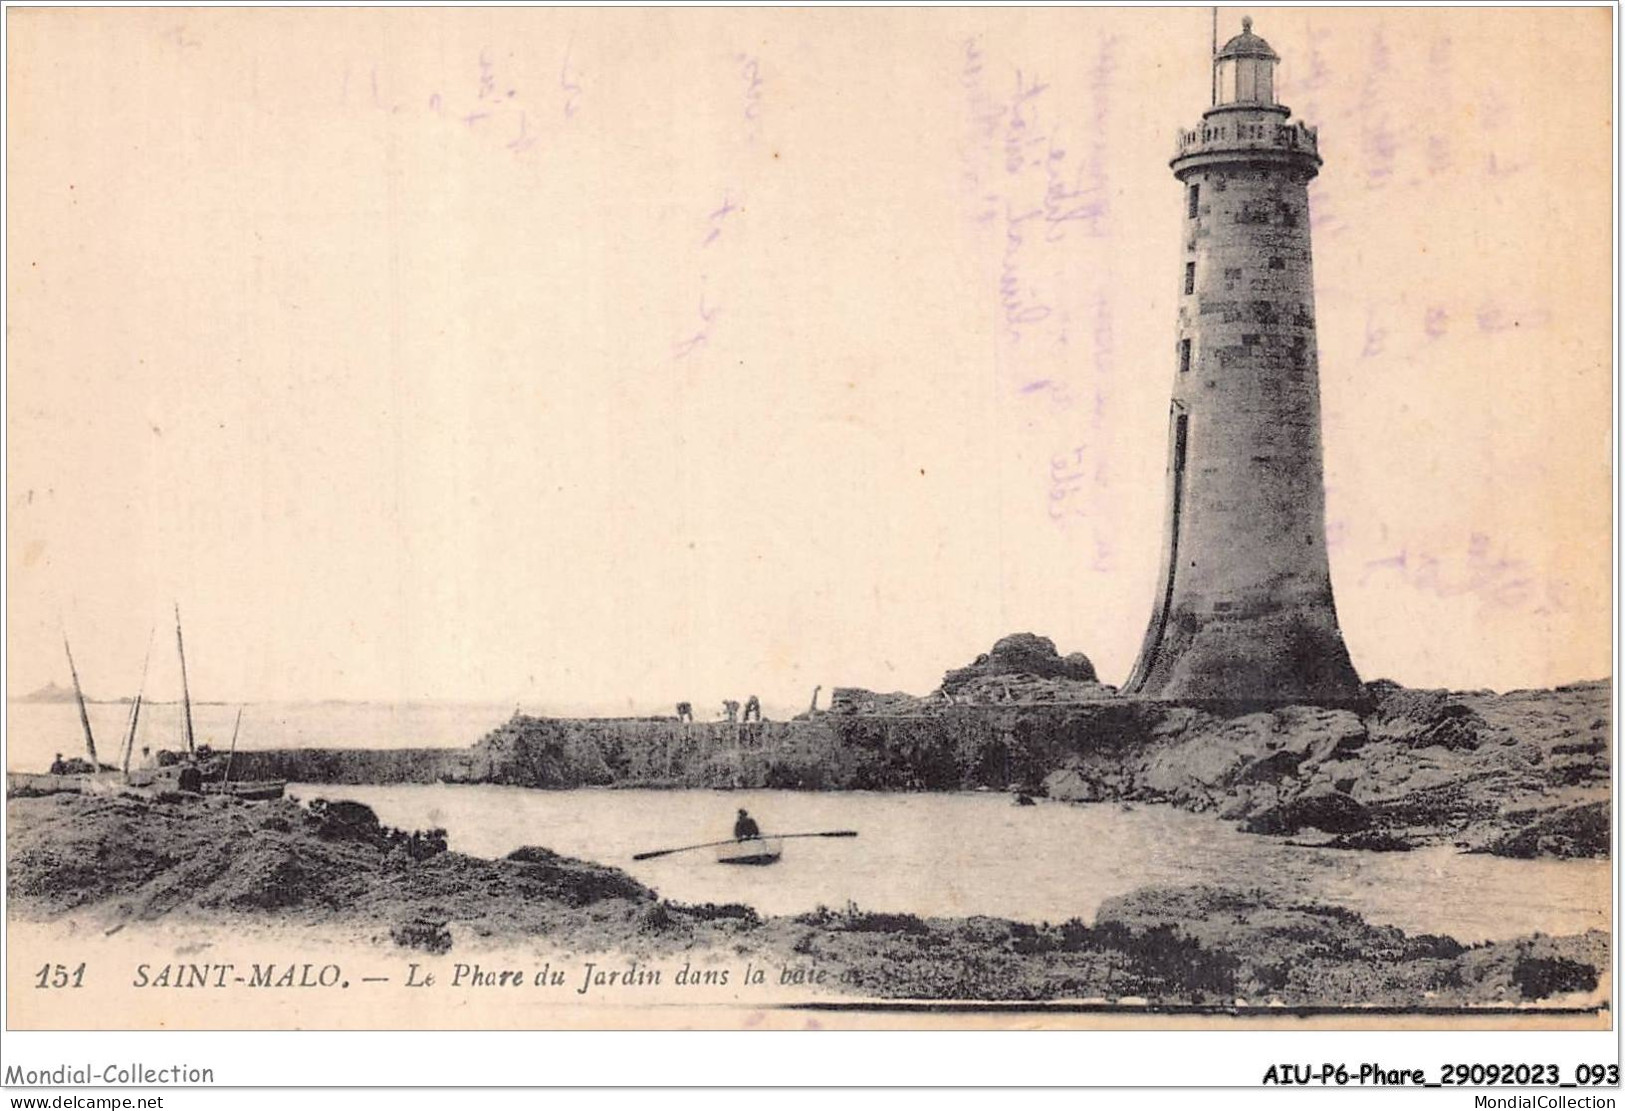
[1123,17,1364,706]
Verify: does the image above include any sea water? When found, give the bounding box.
[293,783,1612,945]
[10,701,1607,946]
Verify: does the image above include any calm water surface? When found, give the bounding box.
[290,784,1611,945]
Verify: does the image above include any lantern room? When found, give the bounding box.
[1213,16,1278,107]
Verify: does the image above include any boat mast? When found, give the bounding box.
[63,633,98,767]
[120,626,155,780]
[174,604,195,758]
[121,696,144,779]
[222,706,244,783]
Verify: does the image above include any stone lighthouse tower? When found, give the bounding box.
[1123,17,1363,706]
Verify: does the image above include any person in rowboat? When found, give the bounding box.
[733,808,761,840]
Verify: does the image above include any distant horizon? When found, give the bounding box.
[12,672,1615,715]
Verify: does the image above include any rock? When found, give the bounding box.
[308,798,385,842]
[1480,802,1609,860]
[1234,749,1304,785]
[1290,708,1369,761]
[1367,687,1485,751]
[18,680,82,703]
[1061,652,1095,678]
[1042,767,1102,803]
[1317,830,1414,852]
[826,688,926,715]
[941,633,1097,693]
[1511,955,1598,999]
[503,845,653,906]
[1243,790,1371,835]
[391,914,453,954]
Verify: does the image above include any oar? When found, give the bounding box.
[633,830,858,861]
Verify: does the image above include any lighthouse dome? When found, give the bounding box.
[1216,17,1279,62]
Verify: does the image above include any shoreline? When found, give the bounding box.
[7,791,1610,1011]
[155,678,1611,861]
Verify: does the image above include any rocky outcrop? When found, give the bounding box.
[1479,802,1609,860]
[940,633,1101,697]
[16,681,80,704]
[7,794,1606,1006]
[223,746,479,785]
[6,793,657,942]
[1037,681,1608,858]
[827,688,929,716]
[817,635,1115,712]
[192,669,1610,861]
[1243,790,1370,835]
[1366,685,1485,751]
[1095,885,1605,1006]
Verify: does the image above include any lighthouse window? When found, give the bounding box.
[1268,257,1285,270]
[1179,338,1192,373]
[1184,263,1196,295]
[1242,333,1260,346]
[1187,184,1200,219]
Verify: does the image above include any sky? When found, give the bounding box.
[6,7,1613,715]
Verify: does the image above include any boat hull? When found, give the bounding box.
[716,837,783,866]
[205,780,286,801]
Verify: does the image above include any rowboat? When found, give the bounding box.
[203,779,286,801]
[715,836,783,866]
[204,706,285,799]
[633,829,856,863]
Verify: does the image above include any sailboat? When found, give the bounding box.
[7,610,284,801]
[6,634,118,796]
[169,605,284,801]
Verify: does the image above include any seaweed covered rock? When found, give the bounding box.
[1136,706,1366,809]
[1244,790,1370,835]
[1092,885,1470,1002]
[392,913,453,954]
[1367,686,1485,751]
[1480,802,1609,860]
[1315,830,1415,852]
[307,798,386,843]
[826,688,928,716]
[1510,955,1599,999]
[1454,931,1611,1003]
[503,845,654,906]
[942,633,1097,693]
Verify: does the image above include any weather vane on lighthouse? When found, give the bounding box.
[1123,15,1365,707]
